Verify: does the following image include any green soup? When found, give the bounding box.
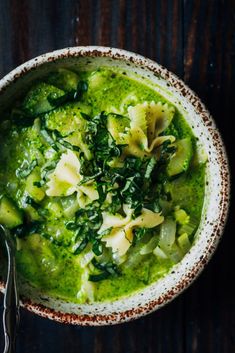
[0,68,206,303]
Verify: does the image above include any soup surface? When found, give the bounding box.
[0,68,206,303]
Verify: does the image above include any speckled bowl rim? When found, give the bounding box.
[0,46,230,326]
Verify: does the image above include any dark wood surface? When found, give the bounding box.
[0,1,234,352]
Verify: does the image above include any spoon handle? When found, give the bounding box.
[3,238,19,353]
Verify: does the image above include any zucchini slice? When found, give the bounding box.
[0,196,23,229]
[167,138,193,177]
[47,69,79,92]
[23,82,65,116]
[25,168,45,202]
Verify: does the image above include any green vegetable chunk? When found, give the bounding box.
[0,196,23,229]
[25,168,45,202]
[177,232,191,254]
[167,138,193,177]
[23,82,65,115]
[47,68,80,91]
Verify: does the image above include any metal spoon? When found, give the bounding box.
[0,225,19,353]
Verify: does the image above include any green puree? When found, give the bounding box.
[0,68,206,303]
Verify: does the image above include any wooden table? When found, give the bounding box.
[0,1,234,352]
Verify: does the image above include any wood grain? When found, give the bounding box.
[183,2,235,353]
[0,1,234,352]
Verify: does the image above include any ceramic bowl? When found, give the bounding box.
[0,46,230,325]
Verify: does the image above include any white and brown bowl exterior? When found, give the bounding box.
[0,47,230,326]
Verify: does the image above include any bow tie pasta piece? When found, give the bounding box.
[99,204,133,234]
[46,150,82,196]
[148,135,176,152]
[123,127,149,158]
[124,209,164,243]
[121,101,175,157]
[101,208,164,257]
[46,150,99,205]
[76,185,99,208]
[128,102,148,134]
[129,208,164,228]
[128,101,175,141]
[145,101,175,143]
[103,228,131,257]
[107,113,130,144]
[122,129,175,157]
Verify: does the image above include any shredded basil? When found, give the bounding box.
[14,221,42,238]
[37,160,59,186]
[65,221,77,231]
[144,157,157,179]
[73,238,89,255]
[47,80,88,107]
[88,258,119,282]
[40,126,80,153]
[41,232,68,247]
[24,195,40,210]
[16,159,37,178]
[92,241,103,256]
[11,108,34,127]
[84,112,124,167]
[51,129,80,152]
[88,273,110,282]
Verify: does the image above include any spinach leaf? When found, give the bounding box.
[132,227,148,245]
[106,191,122,214]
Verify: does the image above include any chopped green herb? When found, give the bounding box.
[16,160,37,178]
[14,221,42,238]
[89,258,119,282]
[47,80,88,107]
[73,238,89,255]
